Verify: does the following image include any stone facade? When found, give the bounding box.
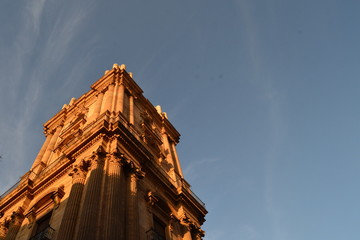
[0,64,207,240]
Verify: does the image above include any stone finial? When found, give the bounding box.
[62,104,68,109]
[69,98,76,106]
[155,105,162,114]
[129,72,133,77]
[113,63,119,69]
[120,64,126,70]
[104,70,110,75]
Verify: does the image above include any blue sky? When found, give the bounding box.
[1,0,360,239]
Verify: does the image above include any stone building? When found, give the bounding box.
[0,64,207,240]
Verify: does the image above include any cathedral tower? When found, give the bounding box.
[0,64,207,240]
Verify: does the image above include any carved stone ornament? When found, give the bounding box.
[25,210,36,229]
[145,191,158,207]
[51,186,65,209]
[126,160,145,179]
[10,208,24,225]
[180,214,204,240]
[169,214,180,233]
[106,150,123,166]
[0,221,7,237]
[69,159,91,181]
[87,145,107,168]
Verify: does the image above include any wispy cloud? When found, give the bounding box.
[0,0,98,193]
[236,1,288,239]
[183,157,218,179]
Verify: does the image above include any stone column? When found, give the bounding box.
[102,153,124,240]
[76,150,105,240]
[126,164,145,240]
[42,125,63,166]
[100,83,115,114]
[30,130,52,170]
[88,92,104,122]
[56,160,89,240]
[4,210,24,240]
[129,95,134,124]
[116,84,125,113]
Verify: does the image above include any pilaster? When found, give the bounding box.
[116,83,125,113]
[41,125,63,166]
[88,91,104,122]
[126,161,145,240]
[129,95,134,124]
[101,83,115,114]
[31,129,52,170]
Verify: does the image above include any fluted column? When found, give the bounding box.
[88,92,104,122]
[76,150,105,240]
[102,153,124,240]
[56,161,89,240]
[101,83,115,114]
[126,169,143,240]
[116,84,125,113]
[42,125,63,166]
[129,95,134,124]
[4,210,24,240]
[30,130,52,170]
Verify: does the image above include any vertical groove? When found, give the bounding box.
[56,178,85,240]
[76,158,104,240]
[102,156,123,240]
[127,173,139,240]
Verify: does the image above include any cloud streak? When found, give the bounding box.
[236,1,289,239]
[0,0,98,193]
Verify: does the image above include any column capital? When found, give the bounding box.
[9,208,24,225]
[88,146,106,168]
[180,214,205,240]
[106,148,124,165]
[123,158,145,179]
[69,159,91,183]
